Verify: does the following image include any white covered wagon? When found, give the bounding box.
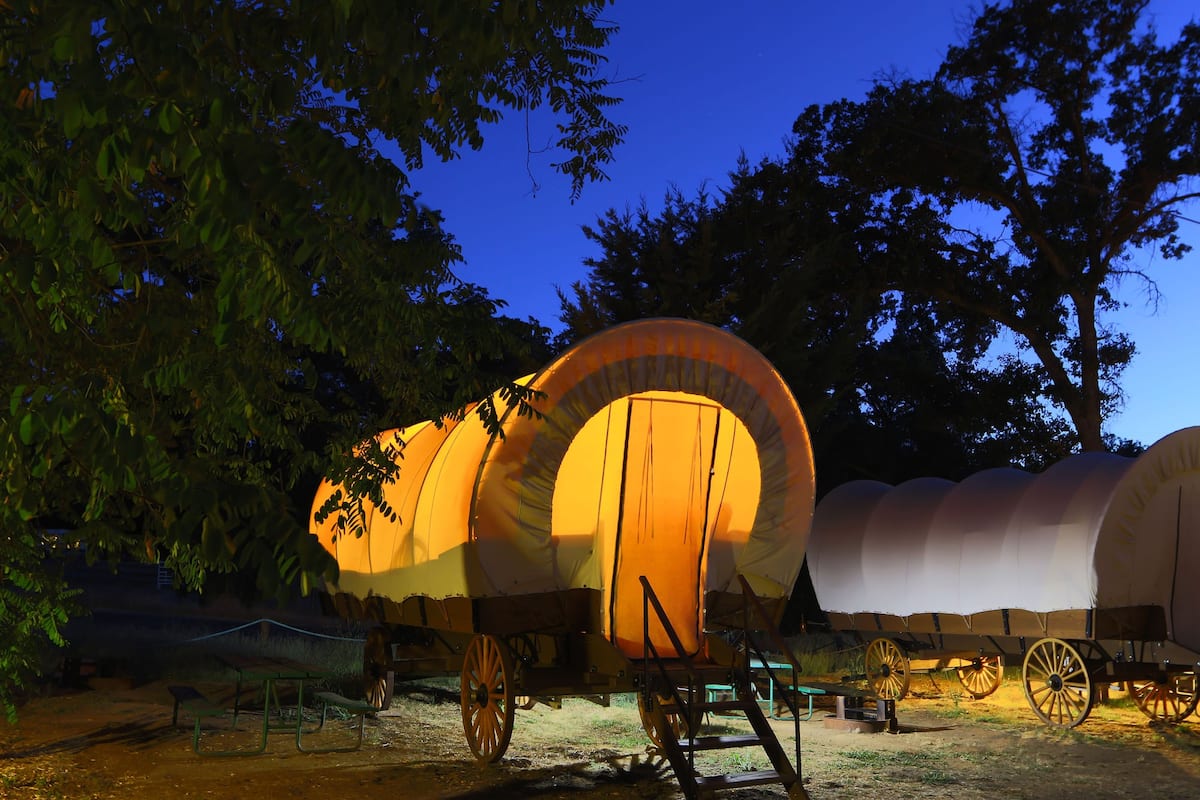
[808,427,1200,727]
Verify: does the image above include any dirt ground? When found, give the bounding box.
[3,670,1200,800]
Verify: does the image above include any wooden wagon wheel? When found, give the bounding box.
[864,638,911,700]
[956,655,1004,699]
[363,626,394,711]
[636,691,698,748]
[1131,671,1199,723]
[460,634,516,763]
[1021,637,1094,728]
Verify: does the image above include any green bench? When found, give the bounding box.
[296,691,380,753]
[167,684,245,756]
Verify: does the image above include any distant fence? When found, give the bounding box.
[182,617,366,644]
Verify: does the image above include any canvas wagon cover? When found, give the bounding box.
[808,428,1200,653]
[310,318,814,651]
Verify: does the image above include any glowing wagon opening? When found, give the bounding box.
[310,318,814,660]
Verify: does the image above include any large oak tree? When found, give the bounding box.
[823,0,1199,451]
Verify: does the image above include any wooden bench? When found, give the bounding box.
[296,691,380,753]
[167,685,241,756]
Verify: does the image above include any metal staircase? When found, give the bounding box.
[638,575,811,800]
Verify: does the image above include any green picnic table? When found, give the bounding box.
[218,654,334,755]
[705,661,864,721]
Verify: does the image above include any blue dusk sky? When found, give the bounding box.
[403,1,1200,450]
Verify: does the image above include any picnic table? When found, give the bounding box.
[747,661,843,721]
[218,654,332,749]
[704,658,887,724]
[704,659,816,720]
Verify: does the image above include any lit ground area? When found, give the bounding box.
[3,669,1200,799]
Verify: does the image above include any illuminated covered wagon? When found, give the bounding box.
[309,319,815,761]
[808,428,1200,727]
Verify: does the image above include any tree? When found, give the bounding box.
[0,0,623,717]
[819,0,1199,452]
[558,159,896,438]
[558,151,1075,494]
[836,300,1077,484]
[557,186,733,338]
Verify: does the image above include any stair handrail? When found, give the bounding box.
[736,573,804,776]
[640,575,702,771]
[640,575,700,675]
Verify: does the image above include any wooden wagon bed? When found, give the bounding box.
[825,605,1168,642]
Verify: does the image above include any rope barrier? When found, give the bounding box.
[181,617,366,644]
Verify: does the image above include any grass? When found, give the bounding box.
[589,717,628,732]
[940,689,970,718]
[839,748,961,785]
[710,750,762,773]
[791,647,837,677]
[971,712,1014,724]
[609,692,639,708]
[570,712,648,750]
[1102,693,1137,711]
[919,769,958,785]
[839,748,944,768]
[782,634,862,678]
[954,750,1000,765]
[0,754,118,800]
[0,774,69,800]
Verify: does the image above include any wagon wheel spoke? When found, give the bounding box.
[1030,642,1058,677]
[1031,685,1055,716]
[1029,682,1053,699]
[864,638,910,700]
[1060,666,1086,683]
[460,634,515,763]
[1131,672,1199,723]
[1044,692,1059,723]
[1021,638,1093,729]
[1059,687,1085,715]
[957,656,1003,699]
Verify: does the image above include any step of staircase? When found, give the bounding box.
[687,699,757,715]
[635,575,803,798]
[673,733,764,751]
[694,769,784,791]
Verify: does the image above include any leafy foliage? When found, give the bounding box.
[0,0,622,715]
[559,156,1076,492]
[0,534,82,722]
[819,0,1199,451]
